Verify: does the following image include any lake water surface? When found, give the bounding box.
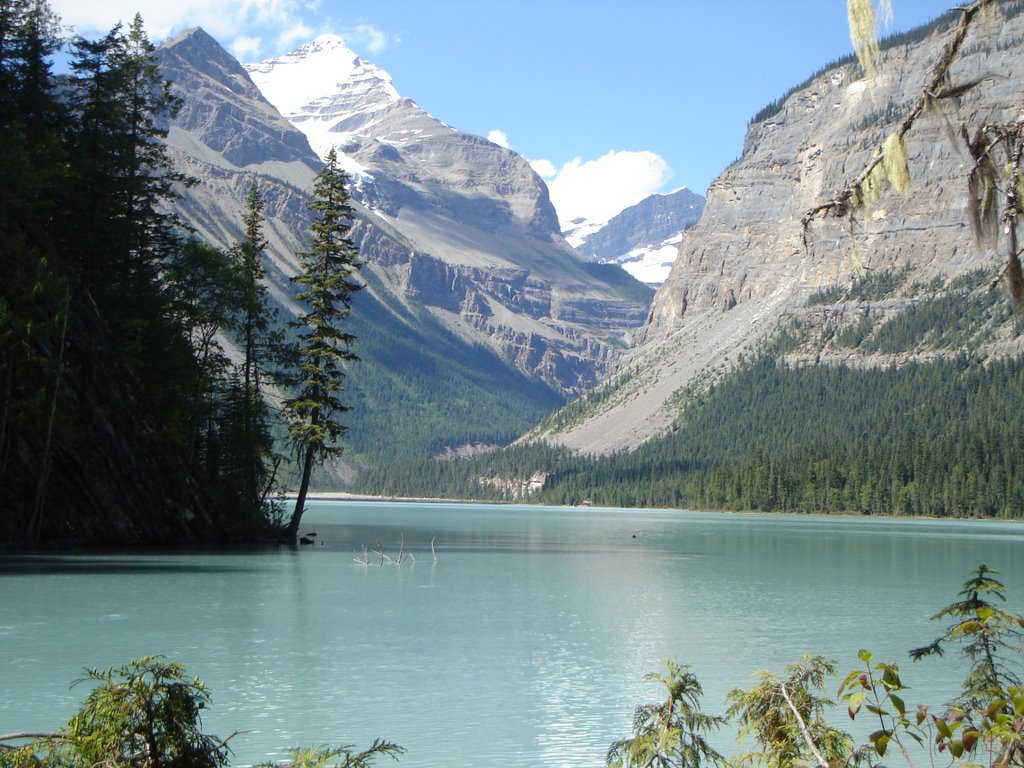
[2,502,1023,767]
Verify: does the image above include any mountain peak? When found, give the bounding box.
[156,25,321,177]
[245,35,399,122]
[164,26,214,45]
[288,33,362,62]
[163,27,651,409]
[305,33,349,49]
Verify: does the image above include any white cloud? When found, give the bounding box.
[276,21,314,49]
[487,129,510,149]
[229,35,262,59]
[51,0,400,61]
[50,0,323,57]
[240,0,309,29]
[343,24,391,55]
[52,0,167,36]
[529,158,556,178]
[547,150,672,227]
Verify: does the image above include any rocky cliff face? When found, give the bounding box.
[157,28,319,286]
[159,29,318,175]
[536,6,1024,454]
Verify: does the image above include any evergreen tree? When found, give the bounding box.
[727,656,853,768]
[0,0,64,228]
[237,181,269,399]
[230,181,282,513]
[0,0,70,543]
[163,238,249,484]
[909,564,1024,707]
[63,14,185,328]
[0,2,287,543]
[60,14,201,453]
[284,149,361,541]
[607,661,727,768]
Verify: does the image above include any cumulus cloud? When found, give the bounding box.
[529,158,556,178]
[487,129,510,149]
[547,150,672,226]
[51,0,171,36]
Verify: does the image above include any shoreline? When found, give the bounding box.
[300,491,480,505]
[294,493,1022,523]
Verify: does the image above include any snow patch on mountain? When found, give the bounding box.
[245,35,399,113]
[614,234,686,284]
[566,188,705,285]
[565,213,683,283]
[561,217,605,249]
[244,34,404,173]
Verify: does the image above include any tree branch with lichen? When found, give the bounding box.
[802,0,996,243]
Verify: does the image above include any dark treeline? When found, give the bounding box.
[0,1,295,544]
[358,351,1024,518]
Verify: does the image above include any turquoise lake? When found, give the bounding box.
[2,502,1023,767]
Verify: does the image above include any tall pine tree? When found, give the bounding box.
[63,14,185,327]
[284,149,361,541]
[0,0,63,228]
[230,181,282,516]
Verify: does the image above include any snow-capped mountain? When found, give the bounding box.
[568,188,706,285]
[243,35,566,240]
[159,28,651,409]
[244,35,401,176]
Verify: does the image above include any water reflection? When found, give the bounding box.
[0,554,254,575]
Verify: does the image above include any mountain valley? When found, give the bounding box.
[160,5,1024,500]
[353,3,1024,516]
[5,1,1023,543]
[156,29,654,469]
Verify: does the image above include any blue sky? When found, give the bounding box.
[50,0,952,224]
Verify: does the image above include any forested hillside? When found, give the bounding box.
[340,274,562,464]
[356,271,1024,518]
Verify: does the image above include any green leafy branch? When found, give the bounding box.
[607,661,727,768]
[838,650,925,764]
[0,657,401,768]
